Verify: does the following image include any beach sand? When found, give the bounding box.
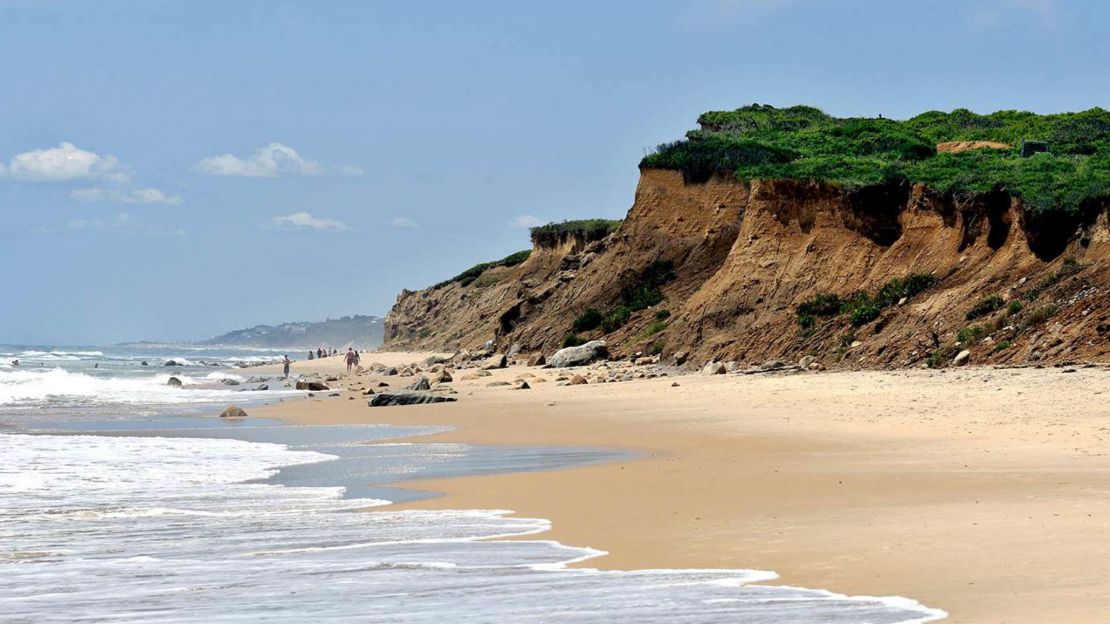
[248,355,1110,623]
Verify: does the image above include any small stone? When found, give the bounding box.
[219,405,247,418]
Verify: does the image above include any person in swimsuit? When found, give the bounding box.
[345,348,356,373]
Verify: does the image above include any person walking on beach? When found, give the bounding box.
[344,348,356,374]
[282,355,291,379]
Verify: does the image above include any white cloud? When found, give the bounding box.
[389,216,419,230]
[70,187,183,206]
[3,142,130,182]
[67,212,185,236]
[512,214,544,229]
[195,143,363,178]
[269,211,351,232]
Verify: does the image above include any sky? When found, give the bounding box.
[1,0,1107,345]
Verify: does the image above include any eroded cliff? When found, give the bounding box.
[386,167,1110,368]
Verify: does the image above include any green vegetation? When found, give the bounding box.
[992,339,1013,353]
[530,219,623,246]
[1025,304,1060,326]
[795,273,936,329]
[642,104,1110,216]
[957,325,986,344]
[562,334,587,348]
[966,295,1005,320]
[574,260,678,335]
[573,308,604,333]
[436,250,532,288]
[1007,300,1024,315]
[926,345,961,368]
[641,319,668,337]
[649,340,666,356]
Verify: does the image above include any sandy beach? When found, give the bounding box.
[248,354,1110,623]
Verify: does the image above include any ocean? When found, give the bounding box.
[0,345,945,622]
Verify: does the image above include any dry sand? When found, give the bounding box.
[245,354,1110,623]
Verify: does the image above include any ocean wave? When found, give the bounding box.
[0,433,946,623]
[0,368,294,406]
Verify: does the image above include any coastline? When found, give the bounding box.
[247,355,1110,623]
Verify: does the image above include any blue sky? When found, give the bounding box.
[1,0,1107,344]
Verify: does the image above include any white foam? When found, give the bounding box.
[0,433,946,623]
[0,368,296,406]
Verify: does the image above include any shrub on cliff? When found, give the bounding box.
[435,249,532,288]
[642,104,1110,217]
[530,219,623,246]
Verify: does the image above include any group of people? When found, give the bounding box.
[308,347,338,360]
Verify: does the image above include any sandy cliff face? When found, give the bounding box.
[386,168,1110,368]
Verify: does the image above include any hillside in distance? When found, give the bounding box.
[385,105,1110,369]
[202,315,384,349]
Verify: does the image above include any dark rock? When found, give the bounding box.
[368,392,458,407]
[295,380,329,391]
[140,361,148,366]
[164,360,181,367]
[166,376,183,387]
[409,376,431,391]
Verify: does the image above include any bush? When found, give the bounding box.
[642,319,668,337]
[849,299,883,326]
[797,314,816,330]
[957,325,986,344]
[966,295,1005,320]
[642,103,1110,218]
[600,306,632,333]
[574,308,604,333]
[562,334,587,348]
[874,273,936,306]
[1007,300,1024,315]
[530,219,622,246]
[1025,304,1059,326]
[649,340,666,356]
[438,250,532,288]
[655,309,671,321]
[797,293,843,317]
[992,340,1013,353]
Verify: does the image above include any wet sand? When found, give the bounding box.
[247,355,1110,623]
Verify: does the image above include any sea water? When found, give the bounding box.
[0,345,946,622]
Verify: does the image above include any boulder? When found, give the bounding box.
[384,367,399,376]
[167,376,183,387]
[725,361,740,373]
[325,375,339,382]
[672,351,689,366]
[481,354,508,370]
[760,360,785,371]
[953,350,971,366]
[164,360,181,367]
[634,356,655,366]
[799,355,817,369]
[569,374,588,385]
[409,376,431,391]
[701,361,726,375]
[507,342,522,358]
[295,380,329,391]
[475,369,493,377]
[140,361,148,366]
[514,380,531,390]
[368,393,458,407]
[219,405,248,418]
[549,341,608,368]
[432,369,453,383]
[424,355,451,367]
[220,378,241,386]
[527,353,546,367]
[257,384,269,391]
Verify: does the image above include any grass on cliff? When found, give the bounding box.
[530,219,623,246]
[641,104,1110,215]
[435,249,532,289]
[796,273,936,329]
